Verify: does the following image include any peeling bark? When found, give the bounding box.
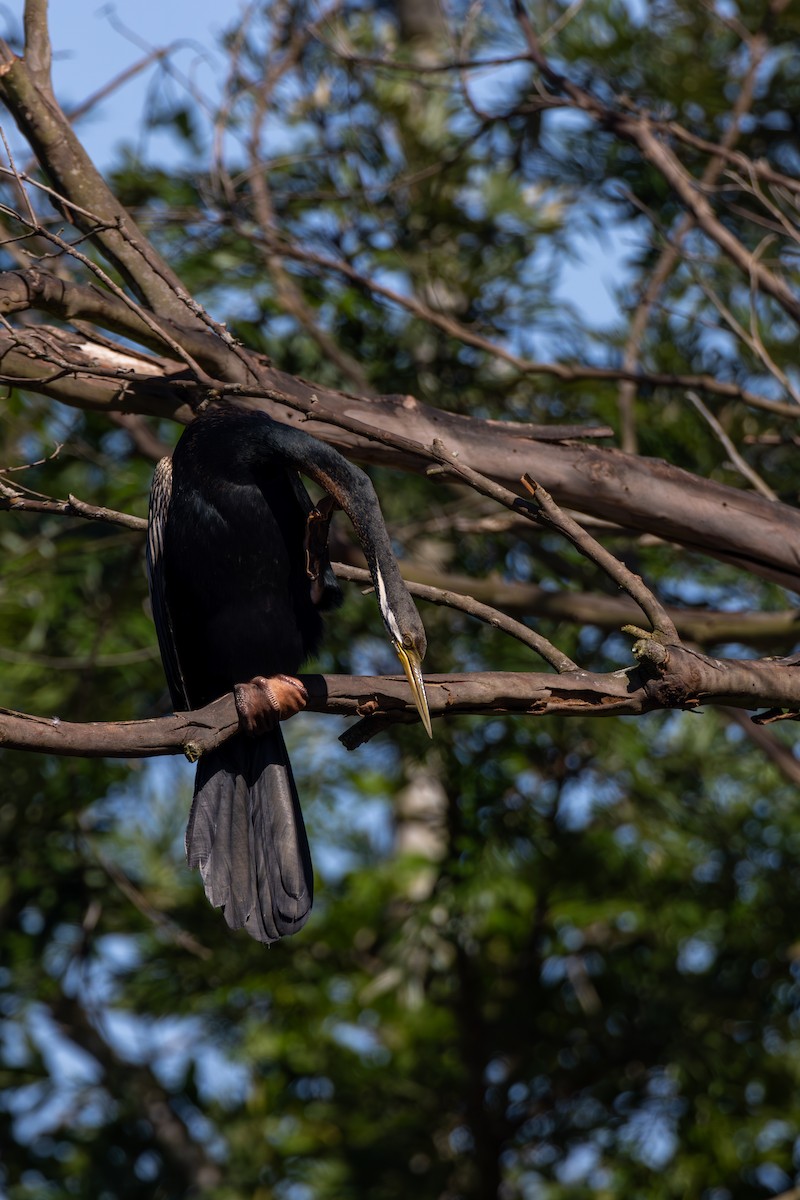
[3,653,800,760]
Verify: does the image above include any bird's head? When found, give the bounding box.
[372,565,432,738]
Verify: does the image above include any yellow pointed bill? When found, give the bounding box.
[396,645,433,738]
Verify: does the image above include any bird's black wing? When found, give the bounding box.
[148,446,313,943]
[146,456,190,711]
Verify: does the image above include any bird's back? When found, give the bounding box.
[163,410,326,708]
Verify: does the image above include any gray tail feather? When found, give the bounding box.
[185,730,313,943]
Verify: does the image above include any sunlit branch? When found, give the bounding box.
[5,652,800,758]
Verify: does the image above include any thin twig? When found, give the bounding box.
[333,562,577,672]
[0,486,147,531]
[686,391,778,501]
[521,475,680,643]
[665,121,800,199]
[262,235,798,418]
[510,6,800,329]
[616,20,766,451]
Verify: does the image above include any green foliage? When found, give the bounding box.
[3,1,800,1198]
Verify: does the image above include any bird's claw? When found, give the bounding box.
[234,674,308,736]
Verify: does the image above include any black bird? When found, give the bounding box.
[147,405,430,943]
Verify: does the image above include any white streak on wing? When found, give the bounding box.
[374,565,402,644]
[147,456,190,709]
[146,456,172,575]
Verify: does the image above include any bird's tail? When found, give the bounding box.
[185,729,313,943]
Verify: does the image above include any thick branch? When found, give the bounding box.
[0,325,195,420]
[3,324,800,588]
[234,385,800,592]
[0,695,240,759]
[0,268,254,378]
[4,654,800,758]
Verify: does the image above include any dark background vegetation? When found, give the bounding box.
[3,1,800,1196]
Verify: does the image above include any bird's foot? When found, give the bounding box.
[234,674,308,736]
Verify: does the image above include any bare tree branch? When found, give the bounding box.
[0,267,237,370]
[3,484,792,650]
[665,120,800,198]
[522,475,679,642]
[686,390,778,502]
[22,0,50,86]
[0,32,196,320]
[333,562,577,672]
[511,1,800,328]
[616,21,767,452]
[2,322,800,588]
[397,561,800,648]
[260,235,798,418]
[5,651,800,758]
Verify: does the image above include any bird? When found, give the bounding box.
[146,404,431,944]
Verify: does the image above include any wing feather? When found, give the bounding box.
[146,456,190,710]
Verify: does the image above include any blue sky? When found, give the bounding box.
[38,2,233,167]
[0,1,625,329]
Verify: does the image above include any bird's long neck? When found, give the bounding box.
[246,416,426,656]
